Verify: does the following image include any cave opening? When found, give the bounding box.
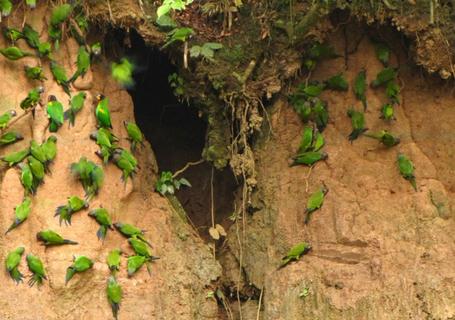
[122,30,237,240]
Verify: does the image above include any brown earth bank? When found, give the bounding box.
[0,2,454,320]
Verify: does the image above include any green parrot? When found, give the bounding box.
[50,61,71,96]
[25,0,36,9]
[65,91,86,126]
[364,130,400,147]
[301,83,325,98]
[22,23,40,49]
[55,195,88,225]
[26,254,46,287]
[1,148,29,166]
[37,41,51,58]
[24,65,47,81]
[111,58,135,87]
[112,148,138,182]
[27,156,45,185]
[65,255,94,285]
[290,151,328,167]
[312,99,329,132]
[347,108,367,142]
[30,140,46,164]
[0,109,16,129]
[3,27,23,43]
[0,131,23,146]
[6,196,31,234]
[305,185,328,224]
[386,80,400,104]
[107,248,122,274]
[114,222,151,246]
[18,163,34,195]
[107,276,122,320]
[50,3,72,26]
[70,157,104,200]
[298,126,314,154]
[127,255,148,277]
[5,246,25,283]
[48,23,62,49]
[128,237,159,260]
[279,242,312,268]
[0,46,33,60]
[397,154,417,191]
[90,128,116,164]
[354,69,367,110]
[88,207,113,240]
[324,73,348,91]
[91,42,102,56]
[41,135,58,165]
[36,229,78,246]
[69,46,90,83]
[380,103,395,121]
[95,94,112,128]
[291,99,312,122]
[124,121,143,151]
[311,130,325,152]
[371,67,397,88]
[307,42,340,60]
[46,95,64,132]
[0,0,12,17]
[374,42,390,66]
[20,86,44,113]
[70,13,88,45]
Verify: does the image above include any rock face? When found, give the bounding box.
[229,33,455,319]
[0,8,220,320]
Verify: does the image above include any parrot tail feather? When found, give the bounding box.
[65,267,75,285]
[63,239,78,245]
[97,225,107,241]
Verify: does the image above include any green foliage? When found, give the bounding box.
[190,42,223,61]
[157,0,193,18]
[168,72,185,99]
[162,27,194,48]
[155,171,191,196]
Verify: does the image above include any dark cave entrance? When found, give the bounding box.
[124,31,237,240]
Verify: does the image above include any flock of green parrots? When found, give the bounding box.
[0,2,155,319]
[281,41,418,268]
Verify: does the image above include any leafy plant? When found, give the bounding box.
[155,171,191,196]
[162,27,194,48]
[168,73,185,99]
[190,42,223,61]
[157,0,194,18]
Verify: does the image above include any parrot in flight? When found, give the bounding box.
[70,157,104,200]
[55,195,88,225]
